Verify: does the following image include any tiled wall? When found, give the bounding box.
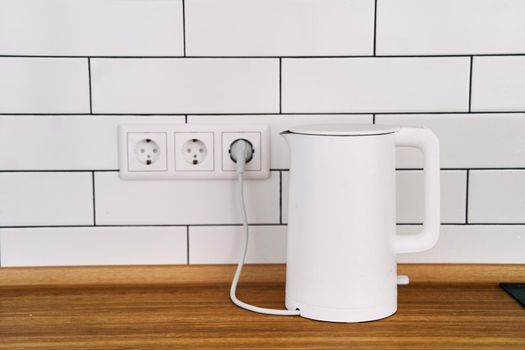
[0,0,524,266]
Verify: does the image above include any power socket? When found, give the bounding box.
[119,124,269,180]
[126,132,167,172]
[174,132,215,171]
[222,132,262,172]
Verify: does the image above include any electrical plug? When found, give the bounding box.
[229,139,254,174]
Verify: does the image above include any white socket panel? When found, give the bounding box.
[119,124,270,180]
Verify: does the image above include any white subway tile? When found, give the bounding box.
[191,225,525,264]
[0,58,89,113]
[0,226,187,267]
[471,56,525,112]
[377,0,525,55]
[0,172,93,226]
[469,170,525,223]
[185,0,374,56]
[282,58,470,113]
[91,58,279,114]
[282,170,466,224]
[397,225,525,263]
[0,115,185,171]
[376,114,525,168]
[0,0,183,56]
[396,170,466,224]
[95,172,279,225]
[188,114,373,169]
[189,225,286,264]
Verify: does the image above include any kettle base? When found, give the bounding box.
[286,299,397,323]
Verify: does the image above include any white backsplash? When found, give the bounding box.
[0,0,524,266]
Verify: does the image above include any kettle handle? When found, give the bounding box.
[394,127,440,253]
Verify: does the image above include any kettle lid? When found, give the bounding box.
[285,123,400,136]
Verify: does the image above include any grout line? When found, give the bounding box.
[186,225,190,264]
[185,115,188,123]
[0,113,91,116]
[3,53,525,59]
[92,171,97,226]
[460,168,525,171]
[399,223,525,226]
[2,223,525,230]
[279,171,283,224]
[468,56,473,112]
[0,226,196,229]
[395,167,525,171]
[465,169,470,224]
[441,223,525,226]
[1,111,525,116]
[0,113,187,116]
[397,223,525,226]
[272,168,525,171]
[398,223,453,226]
[279,58,282,114]
[181,0,187,57]
[0,170,119,173]
[1,168,524,173]
[87,58,93,114]
[373,0,378,56]
[0,168,524,173]
[372,114,376,124]
[0,223,288,229]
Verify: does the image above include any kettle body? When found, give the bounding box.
[282,124,440,323]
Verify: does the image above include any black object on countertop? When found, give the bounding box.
[500,283,525,308]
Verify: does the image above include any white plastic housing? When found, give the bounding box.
[282,125,440,322]
[119,124,270,180]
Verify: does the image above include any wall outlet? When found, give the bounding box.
[126,132,167,172]
[175,132,215,171]
[118,124,270,180]
[222,132,262,172]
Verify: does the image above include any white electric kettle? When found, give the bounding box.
[281,124,440,323]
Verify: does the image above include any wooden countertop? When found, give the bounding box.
[1,264,524,350]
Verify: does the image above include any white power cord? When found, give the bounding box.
[228,138,408,315]
[229,139,301,316]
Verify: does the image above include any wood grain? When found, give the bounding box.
[0,265,524,349]
[1,264,525,288]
